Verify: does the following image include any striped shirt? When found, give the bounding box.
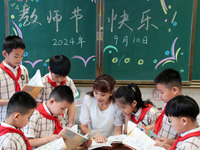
[0,64,29,123]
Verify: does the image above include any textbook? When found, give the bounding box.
[88,134,127,150]
[22,69,44,98]
[123,121,165,150]
[35,137,67,150]
[58,126,100,150]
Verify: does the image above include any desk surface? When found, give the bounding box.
[77,144,132,150]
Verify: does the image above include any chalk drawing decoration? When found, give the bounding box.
[103,45,131,66]
[154,37,181,70]
[71,55,96,67]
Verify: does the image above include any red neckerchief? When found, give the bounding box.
[0,61,21,92]
[0,124,32,150]
[36,103,63,134]
[155,106,166,135]
[47,74,66,87]
[131,103,152,124]
[170,131,200,150]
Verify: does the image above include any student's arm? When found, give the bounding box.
[146,124,155,132]
[114,126,122,135]
[67,102,75,128]
[80,123,91,135]
[28,134,61,147]
[0,99,9,105]
[123,114,131,134]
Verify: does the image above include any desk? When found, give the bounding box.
[76,144,132,150]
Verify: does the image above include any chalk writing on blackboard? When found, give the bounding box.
[71,55,96,67]
[70,6,83,33]
[47,10,62,32]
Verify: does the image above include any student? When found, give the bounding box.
[80,74,123,143]
[149,68,183,145]
[23,85,74,148]
[115,83,160,134]
[155,95,200,150]
[37,55,78,128]
[0,91,37,150]
[0,35,29,123]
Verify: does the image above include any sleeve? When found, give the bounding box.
[23,110,41,138]
[1,137,17,150]
[147,107,161,125]
[113,104,123,126]
[68,77,78,98]
[79,95,91,125]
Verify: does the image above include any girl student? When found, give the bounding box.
[79,74,123,143]
[115,83,160,134]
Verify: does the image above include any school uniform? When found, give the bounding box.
[37,73,78,102]
[36,73,78,126]
[170,127,200,150]
[0,61,29,123]
[0,122,32,150]
[155,105,178,139]
[131,104,160,126]
[23,102,64,141]
[79,95,123,137]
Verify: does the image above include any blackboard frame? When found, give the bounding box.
[1,0,200,86]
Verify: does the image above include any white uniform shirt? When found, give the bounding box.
[79,95,123,137]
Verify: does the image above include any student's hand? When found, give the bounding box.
[157,138,175,146]
[154,139,171,150]
[80,139,92,148]
[94,134,107,143]
[67,122,73,128]
[146,124,155,132]
[47,134,61,142]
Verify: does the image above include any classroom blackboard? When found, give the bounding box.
[193,0,200,80]
[0,0,5,49]
[103,0,194,81]
[8,0,97,80]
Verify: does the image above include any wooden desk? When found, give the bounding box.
[76,144,132,150]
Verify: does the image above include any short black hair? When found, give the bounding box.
[3,35,25,54]
[49,85,74,104]
[49,55,71,76]
[154,68,182,90]
[6,91,36,117]
[165,95,199,122]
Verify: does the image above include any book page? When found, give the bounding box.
[27,69,44,86]
[35,137,66,150]
[123,121,165,150]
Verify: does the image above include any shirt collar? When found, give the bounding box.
[132,107,142,117]
[43,102,53,116]
[1,121,16,129]
[3,61,19,71]
[180,127,200,137]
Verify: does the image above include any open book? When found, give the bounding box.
[35,137,67,150]
[88,134,127,150]
[123,121,165,150]
[58,126,100,150]
[22,69,44,98]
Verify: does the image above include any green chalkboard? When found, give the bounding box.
[8,0,97,80]
[193,0,200,80]
[103,0,194,81]
[0,0,5,49]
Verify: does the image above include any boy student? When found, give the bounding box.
[23,85,74,148]
[149,68,183,145]
[0,91,37,150]
[0,35,29,123]
[37,55,78,128]
[155,95,200,150]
